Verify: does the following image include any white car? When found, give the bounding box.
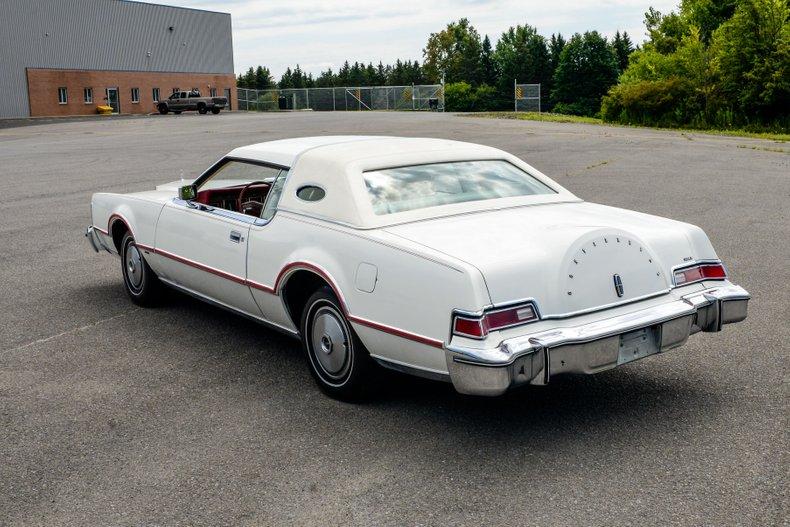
[86,136,749,399]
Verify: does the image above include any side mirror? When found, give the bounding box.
[178,184,196,201]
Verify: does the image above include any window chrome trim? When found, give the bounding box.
[172,198,260,225]
[192,156,290,190]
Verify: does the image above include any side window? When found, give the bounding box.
[195,161,282,216]
[261,170,288,221]
[198,161,280,192]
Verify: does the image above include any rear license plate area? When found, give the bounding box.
[618,327,659,365]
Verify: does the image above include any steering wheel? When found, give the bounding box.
[237,180,268,216]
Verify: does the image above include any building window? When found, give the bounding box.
[83,88,93,104]
[152,88,160,102]
[131,88,140,103]
[210,87,217,97]
[58,87,68,104]
[172,87,179,94]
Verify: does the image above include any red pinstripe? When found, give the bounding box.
[347,315,445,349]
[121,245,443,348]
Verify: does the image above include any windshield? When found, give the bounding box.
[363,160,555,215]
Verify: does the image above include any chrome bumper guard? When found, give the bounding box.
[85,226,103,253]
[445,283,750,396]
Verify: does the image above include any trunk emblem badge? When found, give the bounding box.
[613,274,624,297]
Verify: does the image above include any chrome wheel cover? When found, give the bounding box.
[310,305,351,380]
[125,243,144,291]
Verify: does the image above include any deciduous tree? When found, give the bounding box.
[423,18,483,83]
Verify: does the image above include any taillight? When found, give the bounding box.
[453,302,539,339]
[673,262,727,286]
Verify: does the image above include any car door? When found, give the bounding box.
[173,92,187,110]
[153,159,282,316]
[168,92,180,109]
[155,202,260,315]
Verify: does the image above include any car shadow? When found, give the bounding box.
[152,287,722,452]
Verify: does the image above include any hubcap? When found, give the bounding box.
[311,306,350,378]
[125,244,143,289]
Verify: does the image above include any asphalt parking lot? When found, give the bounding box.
[0,111,787,526]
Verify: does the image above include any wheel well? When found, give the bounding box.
[111,219,128,253]
[281,270,332,328]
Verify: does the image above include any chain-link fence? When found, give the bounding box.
[237,84,444,112]
[514,82,541,112]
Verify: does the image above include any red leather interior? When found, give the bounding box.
[196,183,271,212]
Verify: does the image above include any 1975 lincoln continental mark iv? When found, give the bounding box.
[86,136,749,399]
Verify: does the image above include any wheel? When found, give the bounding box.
[301,288,376,400]
[120,232,163,306]
[197,104,207,114]
[211,107,221,114]
[174,111,182,115]
[157,103,168,115]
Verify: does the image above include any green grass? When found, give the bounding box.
[466,111,790,142]
[471,111,603,125]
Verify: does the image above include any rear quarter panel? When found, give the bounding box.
[247,212,490,374]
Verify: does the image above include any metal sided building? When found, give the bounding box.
[0,0,235,118]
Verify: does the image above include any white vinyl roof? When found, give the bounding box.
[227,136,580,228]
[227,136,384,168]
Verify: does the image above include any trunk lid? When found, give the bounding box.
[383,202,698,317]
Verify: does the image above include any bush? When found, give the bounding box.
[601,77,695,127]
[472,84,498,111]
[444,82,476,111]
[444,82,501,111]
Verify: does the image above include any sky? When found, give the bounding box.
[156,0,679,78]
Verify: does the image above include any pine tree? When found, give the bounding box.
[480,35,497,86]
[611,31,634,73]
[254,65,273,90]
[551,31,619,116]
[278,67,293,89]
[549,33,566,72]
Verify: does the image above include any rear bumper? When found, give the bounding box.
[445,283,750,396]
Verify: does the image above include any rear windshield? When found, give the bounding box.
[363,160,555,215]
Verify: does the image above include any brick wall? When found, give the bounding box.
[26,69,236,117]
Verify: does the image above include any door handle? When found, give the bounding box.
[229,230,243,243]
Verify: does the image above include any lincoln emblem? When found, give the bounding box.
[613,274,624,297]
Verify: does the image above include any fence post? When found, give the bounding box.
[537,83,541,113]
[441,75,445,112]
[514,79,517,112]
[305,88,309,110]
